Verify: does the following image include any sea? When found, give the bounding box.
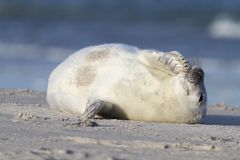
[0,0,240,106]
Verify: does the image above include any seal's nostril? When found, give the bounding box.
[199,93,203,103]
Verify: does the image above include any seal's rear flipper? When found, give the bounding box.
[138,50,191,76]
[72,100,105,127]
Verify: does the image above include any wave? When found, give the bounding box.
[208,14,240,39]
[200,58,240,107]
[0,41,74,62]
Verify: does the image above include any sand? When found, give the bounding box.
[0,89,239,160]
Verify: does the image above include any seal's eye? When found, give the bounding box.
[199,93,203,103]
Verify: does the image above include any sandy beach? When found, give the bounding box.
[0,89,240,160]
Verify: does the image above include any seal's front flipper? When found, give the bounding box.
[73,100,105,127]
[138,50,191,76]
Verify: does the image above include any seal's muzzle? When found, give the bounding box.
[187,67,204,85]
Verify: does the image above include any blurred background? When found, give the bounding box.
[0,0,240,106]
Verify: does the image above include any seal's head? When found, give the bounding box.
[183,65,207,123]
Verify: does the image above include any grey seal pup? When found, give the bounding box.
[47,44,207,126]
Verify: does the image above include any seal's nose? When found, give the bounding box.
[187,67,204,85]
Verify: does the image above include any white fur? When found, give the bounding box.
[47,44,207,123]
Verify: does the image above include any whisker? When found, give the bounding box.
[187,57,203,69]
[197,57,200,67]
[194,56,199,68]
[192,57,196,66]
[188,57,196,67]
[197,57,203,68]
[199,59,202,68]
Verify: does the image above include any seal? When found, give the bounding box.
[47,44,207,126]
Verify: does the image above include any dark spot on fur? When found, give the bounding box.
[85,49,112,61]
[73,66,96,87]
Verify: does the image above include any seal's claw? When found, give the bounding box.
[82,120,98,127]
[71,119,98,127]
[139,50,191,76]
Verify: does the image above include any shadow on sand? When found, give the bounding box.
[203,114,240,126]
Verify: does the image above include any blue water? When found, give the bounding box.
[0,0,240,106]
